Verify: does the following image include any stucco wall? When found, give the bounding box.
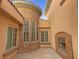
[0,0,23,24]
[39,19,49,27]
[0,10,20,59]
[47,0,77,59]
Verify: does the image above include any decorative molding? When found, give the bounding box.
[12,1,42,16]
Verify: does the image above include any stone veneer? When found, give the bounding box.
[13,1,42,53]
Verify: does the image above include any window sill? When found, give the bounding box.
[3,46,17,56]
[24,42,29,44]
[40,42,50,44]
[31,41,36,42]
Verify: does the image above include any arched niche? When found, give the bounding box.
[55,32,73,59]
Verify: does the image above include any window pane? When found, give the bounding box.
[24,20,29,42]
[31,20,35,41]
[6,27,13,49]
[45,31,48,42]
[41,31,44,42]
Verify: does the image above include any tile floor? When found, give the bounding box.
[14,48,62,59]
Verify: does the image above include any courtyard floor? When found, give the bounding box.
[14,48,62,59]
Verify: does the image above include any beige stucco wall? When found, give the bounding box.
[46,0,77,59]
[0,0,23,24]
[39,19,49,27]
[0,8,21,59]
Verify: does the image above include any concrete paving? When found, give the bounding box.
[14,48,62,59]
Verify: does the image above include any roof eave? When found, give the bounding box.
[44,0,52,15]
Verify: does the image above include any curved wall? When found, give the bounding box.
[13,1,42,52]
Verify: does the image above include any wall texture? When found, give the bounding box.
[39,19,50,28]
[0,0,23,24]
[46,0,78,59]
